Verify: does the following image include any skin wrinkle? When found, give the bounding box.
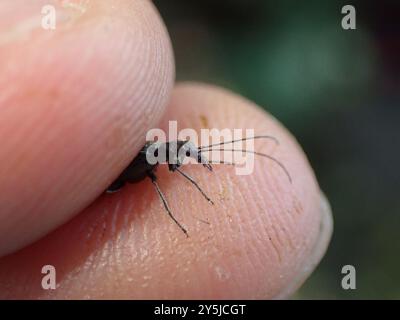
[246,183,284,296]
[132,2,172,121]
[228,174,271,285]
[238,224,266,296]
[264,179,294,256]
[110,220,130,291]
[226,217,250,280]
[257,137,316,273]
[123,8,172,143]
[229,177,265,296]
[251,182,283,272]
[238,164,281,274]
[275,197,320,296]
[110,37,163,148]
[269,204,309,293]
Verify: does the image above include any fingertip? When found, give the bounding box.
[0,83,331,300]
[0,0,175,255]
[157,83,329,298]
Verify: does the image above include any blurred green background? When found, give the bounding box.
[154,0,400,299]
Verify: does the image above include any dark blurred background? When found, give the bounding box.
[153,0,400,299]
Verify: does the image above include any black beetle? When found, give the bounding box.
[106,136,291,236]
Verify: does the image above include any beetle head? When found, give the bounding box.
[173,140,212,171]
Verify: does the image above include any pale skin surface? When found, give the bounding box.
[0,0,332,299]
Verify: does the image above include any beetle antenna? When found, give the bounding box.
[199,148,292,183]
[149,173,189,237]
[198,135,279,150]
[176,168,214,205]
[208,160,237,165]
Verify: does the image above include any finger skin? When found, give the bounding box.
[0,83,323,299]
[0,0,175,256]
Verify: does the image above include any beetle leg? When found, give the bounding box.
[147,171,189,237]
[175,168,214,205]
